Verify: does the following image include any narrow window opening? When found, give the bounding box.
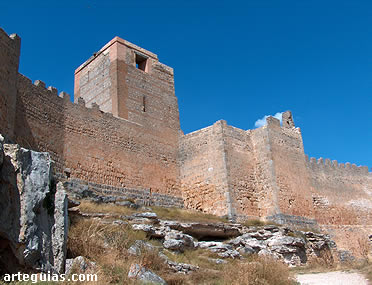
[142,95,146,112]
[135,53,148,72]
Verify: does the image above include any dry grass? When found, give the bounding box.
[68,217,147,259]
[77,200,139,216]
[221,256,296,285]
[158,254,297,285]
[357,236,371,260]
[363,262,372,281]
[68,216,159,284]
[164,248,222,269]
[241,218,282,228]
[78,200,227,224]
[242,219,270,227]
[151,206,227,223]
[66,215,298,285]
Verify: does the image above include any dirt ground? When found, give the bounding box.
[296,271,369,285]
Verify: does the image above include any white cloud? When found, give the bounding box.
[254,112,283,128]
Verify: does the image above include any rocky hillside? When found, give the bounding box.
[64,197,343,284]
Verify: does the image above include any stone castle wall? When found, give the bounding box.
[265,117,316,220]
[307,156,372,225]
[180,112,372,228]
[0,28,20,139]
[0,26,371,236]
[0,28,181,204]
[256,116,371,226]
[179,121,230,216]
[14,74,181,197]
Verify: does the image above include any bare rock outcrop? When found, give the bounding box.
[128,263,167,284]
[0,140,68,274]
[129,216,337,267]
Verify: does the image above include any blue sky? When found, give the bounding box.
[1,0,371,168]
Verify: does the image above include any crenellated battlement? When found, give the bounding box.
[305,154,371,175]
[20,75,121,118]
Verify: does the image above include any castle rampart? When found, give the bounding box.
[0,27,182,207]
[179,121,231,216]
[0,28,20,139]
[14,71,181,197]
[0,25,371,246]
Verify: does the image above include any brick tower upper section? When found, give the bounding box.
[74,37,180,133]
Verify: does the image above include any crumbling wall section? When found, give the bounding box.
[0,28,20,140]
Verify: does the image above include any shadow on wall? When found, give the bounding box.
[14,76,68,173]
[0,150,21,274]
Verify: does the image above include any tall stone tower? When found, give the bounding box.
[74,37,180,134]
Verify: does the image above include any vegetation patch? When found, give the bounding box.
[77,200,139,216]
[151,206,228,223]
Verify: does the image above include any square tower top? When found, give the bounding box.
[74,36,179,133]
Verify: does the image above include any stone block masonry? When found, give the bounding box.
[63,178,184,208]
[14,73,180,197]
[0,28,20,140]
[1,27,181,202]
[0,26,371,256]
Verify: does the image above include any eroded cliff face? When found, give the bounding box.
[0,136,68,274]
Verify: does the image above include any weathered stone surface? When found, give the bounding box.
[0,138,3,166]
[161,220,241,239]
[237,246,255,255]
[196,241,241,258]
[0,142,68,274]
[158,252,199,274]
[167,260,199,274]
[164,232,195,251]
[130,220,338,265]
[128,240,156,256]
[52,182,68,273]
[65,256,96,276]
[208,258,227,264]
[267,236,305,248]
[163,239,185,252]
[133,212,158,220]
[128,263,167,284]
[115,200,139,209]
